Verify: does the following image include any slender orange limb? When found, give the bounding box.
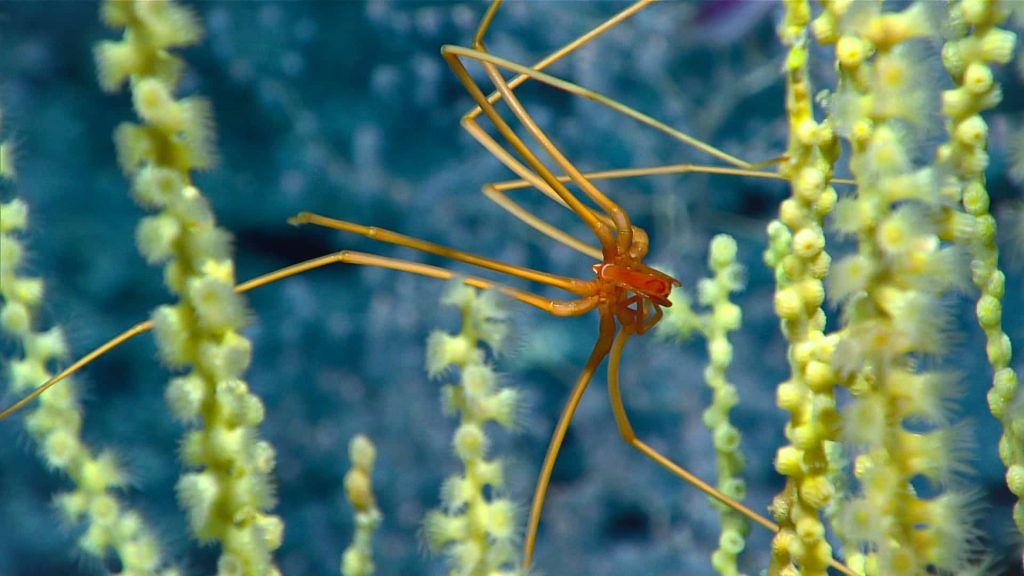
[289,211,590,296]
[452,42,866,209]
[460,115,618,232]
[452,5,827,267]
[443,45,755,170]
[459,101,620,258]
[443,48,618,257]
[447,42,804,270]
[461,0,752,170]
[453,0,658,259]
[473,45,637,256]
[0,246,601,422]
[479,163,853,261]
[455,26,855,257]
[493,163,793,192]
[478,164,794,260]
[295,251,600,318]
[0,320,153,421]
[523,312,618,570]
[604,328,858,576]
[482,182,604,260]
[458,6,636,254]
[465,0,657,124]
[490,164,853,189]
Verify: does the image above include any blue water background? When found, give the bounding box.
[1,2,1022,575]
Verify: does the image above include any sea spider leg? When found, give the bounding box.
[464,0,656,127]
[458,0,856,248]
[279,250,601,318]
[466,3,638,251]
[461,1,755,170]
[479,164,854,260]
[0,244,600,421]
[447,44,861,252]
[463,0,671,257]
[441,43,761,265]
[457,114,609,252]
[442,49,618,258]
[0,320,155,420]
[469,42,638,255]
[605,328,858,576]
[288,212,591,296]
[442,1,664,258]
[451,35,837,256]
[482,179,605,261]
[441,44,857,260]
[484,164,855,192]
[446,46,756,171]
[522,311,618,568]
[479,164,795,261]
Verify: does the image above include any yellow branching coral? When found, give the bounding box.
[2,197,177,576]
[423,283,522,576]
[821,2,998,574]
[342,434,382,576]
[94,1,282,574]
[939,0,1023,536]
[659,234,750,576]
[767,2,843,574]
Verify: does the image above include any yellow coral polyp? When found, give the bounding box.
[775,445,804,477]
[94,40,141,93]
[197,332,253,381]
[166,373,206,421]
[136,213,181,264]
[132,164,185,208]
[980,28,1017,64]
[480,499,516,540]
[133,78,183,131]
[426,331,478,376]
[804,360,834,392]
[177,471,220,535]
[837,35,871,67]
[962,61,993,95]
[483,388,521,428]
[132,0,204,48]
[954,114,987,147]
[188,275,246,332]
[454,423,487,461]
[774,286,803,320]
[800,475,834,510]
[424,512,468,549]
[794,167,825,202]
[79,452,126,492]
[862,3,934,48]
[0,300,31,336]
[1007,465,1024,496]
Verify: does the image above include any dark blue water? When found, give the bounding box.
[1,2,1021,575]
